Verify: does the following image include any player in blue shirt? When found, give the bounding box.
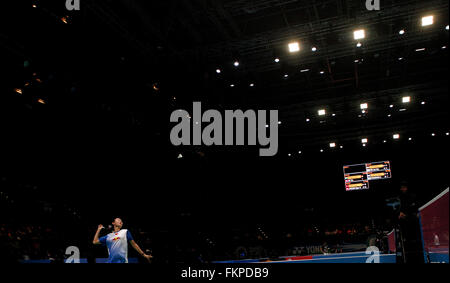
[93,218,152,263]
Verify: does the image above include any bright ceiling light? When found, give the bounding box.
[354,29,365,40]
[249,83,255,87]
[362,138,368,144]
[399,29,405,35]
[216,69,221,74]
[288,42,300,53]
[274,58,280,63]
[356,42,362,48]
[318,109,326,116]
[360,103,368,110]
[312,47,317,52]
[301,69,310,73]
[393,134,400,140]
[421,16,434,27]
[234,61,240,67]
[402,96,411,103]
[330,143,336,148]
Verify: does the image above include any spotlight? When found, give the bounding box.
[356,42,362,48]
[409,138,413,141]
[14,88,23,95]
[393,134,400,140]
[320,149,324,153]
[300,69,310,73]
[446,133,449,136]
[288,42,300,53]
[415,48,426,52]
[312,47,317,52]
[37,99,46,105]
[360,103,368,110]
[421,101,426,105]
[320,71,325,75]
[306,118,310,122]
[284,74,289,78]
[249,83,255,87]
[421,16,434,27]
[399,29,405,35]
[298,151,302,154]
[398,57,404,61]
[234,61,240,67]
[318,109,326,116]
[288,154,292,157]
[390,104,394,108]
[362,138,368,144]
[402,96,411,103]
[230,84,235,88]
[216,69,221,74]
[274,58,280,63]
[431,133,436,137]
[354,29,365,40]
[330,143,336,148]
[446,25,449,30]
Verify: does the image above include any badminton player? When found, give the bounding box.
[93,218,153,263]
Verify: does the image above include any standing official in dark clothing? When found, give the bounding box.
[397,182,423,263]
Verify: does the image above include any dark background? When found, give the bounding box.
[0,0,448,263]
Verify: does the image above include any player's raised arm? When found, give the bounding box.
[93,224,104,245]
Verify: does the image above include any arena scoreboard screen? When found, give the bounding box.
[343,161,392,191]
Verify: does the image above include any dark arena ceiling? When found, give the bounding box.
[0,1,448,223]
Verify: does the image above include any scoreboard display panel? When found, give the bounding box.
[343,161,391,191]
